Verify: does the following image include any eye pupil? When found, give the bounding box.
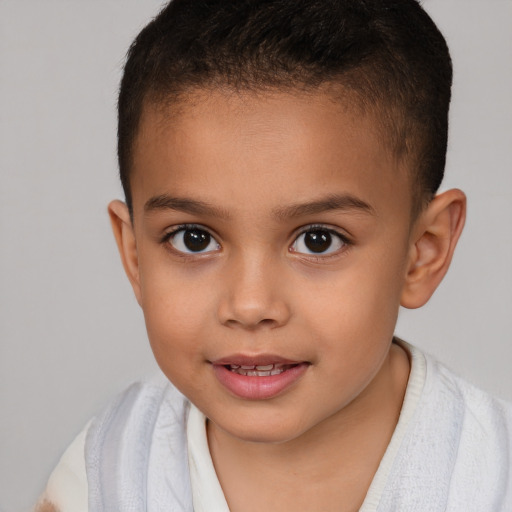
[304,230,331,253]
[184,229,210,252]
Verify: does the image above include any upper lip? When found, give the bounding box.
[210,354,306,366]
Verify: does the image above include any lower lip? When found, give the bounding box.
[212,363,309,400]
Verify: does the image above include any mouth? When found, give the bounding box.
[225,363,298,377]
[211,356,309,400]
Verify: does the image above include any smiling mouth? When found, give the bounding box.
[226,363,297,377]
[213,359,309,399]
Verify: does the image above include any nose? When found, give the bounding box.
[217,252,291,330]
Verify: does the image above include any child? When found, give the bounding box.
[36,0,512,510]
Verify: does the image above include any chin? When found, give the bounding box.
[213,414,310,445]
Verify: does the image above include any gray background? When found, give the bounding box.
[1,1,511,511]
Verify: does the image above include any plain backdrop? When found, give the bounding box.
[1,1,511,510]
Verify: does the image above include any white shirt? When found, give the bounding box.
[38,342,427,511]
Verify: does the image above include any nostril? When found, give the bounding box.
[224,317,278,330]
[216,284,291,329]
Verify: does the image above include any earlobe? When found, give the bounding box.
[108,200,142,305]
[401,189,466,309]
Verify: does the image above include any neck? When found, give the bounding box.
[207,342,410,512]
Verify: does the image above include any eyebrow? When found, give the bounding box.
[144,194,231,219]
[144,192,375,220]
[272,193,375,219]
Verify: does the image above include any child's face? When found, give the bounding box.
[125,89,415,443]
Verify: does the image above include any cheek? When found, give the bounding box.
[139,268,213,365]
[142,290,210,396]
[305,262,403,326]
[297,246,407,352]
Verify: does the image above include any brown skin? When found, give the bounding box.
[109,89,465,511]
[34,499,59,512]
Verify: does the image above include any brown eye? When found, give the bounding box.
[291,228,345,255]
[184,229,210,251]
[169,227,220,254]
[304,231,332,253]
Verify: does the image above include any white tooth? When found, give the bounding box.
[230,364,240,369]
[255,364,274,371]
[235,368,278,377]
[241,365,255,370]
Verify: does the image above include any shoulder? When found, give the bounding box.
[36,374,187,512]
[86,373,192,510]
[424,352,512,434]
[421,351,512,508]
[377,344,512,510]
[35,422,89,512]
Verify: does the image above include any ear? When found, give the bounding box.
[401,189,466,309]
[108,200,142,305]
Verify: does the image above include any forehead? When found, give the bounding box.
[131,88,412,220]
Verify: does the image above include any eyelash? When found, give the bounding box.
[160,223,352,258]
[161,223,220,256]
[290,224,352,258]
